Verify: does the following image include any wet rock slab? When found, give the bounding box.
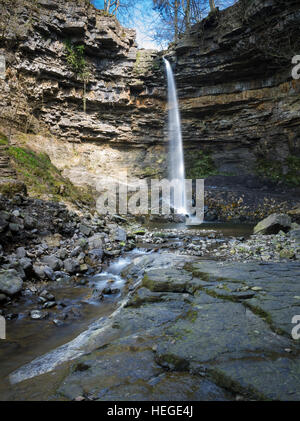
[8,254,300,401]
[190,260,300,336]
[58,339,233,401]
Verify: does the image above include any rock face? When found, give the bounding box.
[0,0,165,184]
[171,0,300,179]
[253,213,292,235]
[0,0,300,191]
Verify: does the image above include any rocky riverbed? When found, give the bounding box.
[137,225,300,262]
[0,192,151,321]
[0,190,300,401]
[3,252,300,401]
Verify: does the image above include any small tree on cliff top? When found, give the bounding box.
[64,41,90,113]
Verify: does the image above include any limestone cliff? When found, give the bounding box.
[166,0,300,184]
[0,0,300,193]
[0,0,165,186]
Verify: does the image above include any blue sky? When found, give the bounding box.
[91,0,236,50]
[92,0,163,49]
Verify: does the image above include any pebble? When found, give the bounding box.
[30,310,48,320]
[52,319,64,327]
[43,301,56,309]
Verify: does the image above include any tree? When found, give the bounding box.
[184,0,191,30]
[153,0,185,43]
[91,0,137,18]
[151,0,237,45]
[103,0,120,15]
[64,41,90,113]
[209,0,215,11]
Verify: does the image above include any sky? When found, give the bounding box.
[91,0,236,50]
[92,0,164,50]
[130,2,167,50]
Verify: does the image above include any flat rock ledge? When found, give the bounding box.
[9,253,300,401]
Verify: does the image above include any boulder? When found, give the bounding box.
[33,265,46,280]
[279,249,295,259]
[0,293,7,303]
[88,233,104,250]
[9,223,20,233]
[114,226,127,242]
[24,215,35,230]
[112,214,127,223]
[288,206,300,216]
[79,224,92,236]
[64,258,80,274]
[19,257,33,274]
[253,214,292,235]
[30,310,48,320]
[0,211,10,221]
[79,264,89,272]
[0,269,23,295]
[88,248,103,263]
[108,224,127,242]
[16,247,26,258]
[57,248,68,259]
[41,255,63,271]
[44,266,56,281]
[70,246,82,257]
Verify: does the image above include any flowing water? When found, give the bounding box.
[164,58,187,214]
[0,224,255,400]
[0,249,147,400]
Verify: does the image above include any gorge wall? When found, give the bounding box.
[171,0,300,185]
[0,0,300,193]
[0,0,165,188]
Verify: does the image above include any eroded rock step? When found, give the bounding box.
[9,254,300,401]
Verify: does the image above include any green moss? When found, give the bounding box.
[7,145,95,206]
[64,40,87,77]
[184,309,198,323]
[133,229,146,235]
[208,367,270,401]
[256,156,300,186]
[134,51,143,74]
[0,179,26,196]
[243,303,286,337]
[185,150,218,179]
[0,133,8,145]
[134,50,154,75]
[143,166,161,177]
[151,58,160,71]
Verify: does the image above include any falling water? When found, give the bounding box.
[164,57,187,214]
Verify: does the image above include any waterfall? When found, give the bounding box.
[164,57,187,215]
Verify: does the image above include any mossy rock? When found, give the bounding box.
[185,149,218,179]
[0,133,8,145]
[0,178,27,197]
[142,269,191,293]
[7,145,94,206]
[132,229,146,235]
[256,156,300,186]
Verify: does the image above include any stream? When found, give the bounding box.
[0,223,264,401]
[0,247,151,400]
